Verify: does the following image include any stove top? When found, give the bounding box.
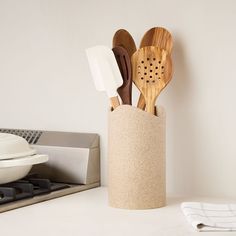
[0,175,99,213]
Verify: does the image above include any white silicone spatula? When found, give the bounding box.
[86,45,123,109]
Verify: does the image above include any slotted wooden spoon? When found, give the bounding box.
[137,27,173,110]
[132,46,172,114]
[112,46,132,105]
[112,29,137,105]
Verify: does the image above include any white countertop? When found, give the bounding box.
[0,187,236,236]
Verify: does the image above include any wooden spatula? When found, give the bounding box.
[86,45,123,109]
[132,46,172,114]
[112,46,132,105]
[137,27,173,110]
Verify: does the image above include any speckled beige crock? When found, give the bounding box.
[108,105,166,209]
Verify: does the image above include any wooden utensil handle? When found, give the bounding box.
[146,99,156,115]
[110,96,120,109]
[137,94,146,110]
[121,94,132,105]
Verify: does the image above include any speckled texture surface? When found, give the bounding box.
[108,105,166,209]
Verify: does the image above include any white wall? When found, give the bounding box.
[1,0,236,197]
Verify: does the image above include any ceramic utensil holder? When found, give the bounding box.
[108,105,166,209]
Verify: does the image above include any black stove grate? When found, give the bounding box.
[0,176,70,205]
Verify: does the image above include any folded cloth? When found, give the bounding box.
[181,202,236,232]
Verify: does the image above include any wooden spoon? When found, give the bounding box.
[137,27,173,110]
[132,46,172,114]
[112,46,132,105]
[140,27,173,53]
[113,29,137,58]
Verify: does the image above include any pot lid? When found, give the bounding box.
[0,133,36,160]
[0,154,48,168]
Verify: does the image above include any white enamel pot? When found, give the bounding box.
[0,133,48,184]
[0,154,48,184]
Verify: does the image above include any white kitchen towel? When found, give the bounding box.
[181,202,236,232]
